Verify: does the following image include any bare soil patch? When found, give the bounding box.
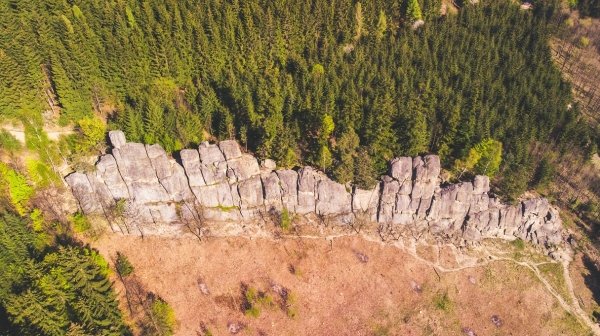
[93,235,589,335]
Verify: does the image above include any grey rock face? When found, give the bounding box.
[67,134,564,245]
[227,154,260,183]
[108,130,127,149]
[180,149,206,187]
[95,154,129,200]
[276,170,298,212]
[218,140,242,160]
[315,179,352,216]
[65,173,103,214]
[473,175,490,194]
[262,172,283,212]
[352,184,380,219]
[112,143,170,203]
[297,167,321,214]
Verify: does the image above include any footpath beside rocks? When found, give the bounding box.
[66,131,562,245]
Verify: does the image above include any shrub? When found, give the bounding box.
[280,207,291,231]
[71,212,91,233]
[115,252,135,277]
[151,298,176,336]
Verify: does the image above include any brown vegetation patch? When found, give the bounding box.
[93,235,589,335]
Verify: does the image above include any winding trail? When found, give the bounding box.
[206,226,600,334]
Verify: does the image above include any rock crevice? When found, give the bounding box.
[65,131,562,244]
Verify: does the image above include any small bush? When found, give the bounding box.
[71,212,91,233]
[245,306,260,318]
[433,291,453,313]
[510,238,525,250]
[280,207,291,231]
[151,298,177,336]
[115,252,135,277]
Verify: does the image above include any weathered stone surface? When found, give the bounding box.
[227,154,260,183]
[473,175,490,194]
[68,134,565,245]
[276,170,298,212]
[198,142,226,164]
[112,143,170,203]
[412,155,440,200]
[378,176,399,223]
[146,144,171,179]
[160,163,194,202]
[180,149,206,187]
[95,154,129,199]
[297,167,321,214]
[352,184,380,214]
[66,173,103,214]
[316,178,352,216]
[108,130,126,149]
[262,159,277,170]
[390,157,412,182]
[219,140,242,160]
[237,176,264,209]
[262,172,283,211]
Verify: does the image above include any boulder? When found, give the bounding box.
[262,172,283,211]
[378,176,399,223]
[180,149,206,187]
[226,154,260,182]
[297,167,321,214]
[159,163,194,202]
[352,184,380,214]
[276,170,298,212]
[219,140,242,160]
[262,159,277,170]
[95,154,129,200]
[66,173,103,215]
[473,175,490,194]
[390,157,412,182]
[198,142,226,164]
[237,176,264,209]
[112,143,170,203]
[146,144,171,179]
[315,178,352,216]
[108,130,126,149]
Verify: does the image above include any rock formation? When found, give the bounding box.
[66,131,563,245]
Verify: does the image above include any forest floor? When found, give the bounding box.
[90,221,598,336]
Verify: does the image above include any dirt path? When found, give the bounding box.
[206,227,599,334]
[1,124,73,142]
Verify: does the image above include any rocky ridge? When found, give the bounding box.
[65,131,562,245]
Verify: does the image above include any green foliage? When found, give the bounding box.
[0,214,130,335]
[150,298,176,336]
[280,207,291,231]
[73,117,106,155]
[0,130,21,153]
[454,139,502,179]
[334,128,360,184]
[473,139,503,178]
[71,212,91,233]
[0,163,35,215]
[532,157,555,189]
[0,0,587,191]
[510,238,526,250]
[317,145,333,172]
[26,159,57,188]
[407,0,423,21]
[433,291,453,313]
[115,252,134,277]
[354,147,378,189]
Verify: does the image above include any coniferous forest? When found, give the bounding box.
[0,0,599,333]
[0,0,592,185]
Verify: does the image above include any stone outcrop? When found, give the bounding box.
[66,131,563,245]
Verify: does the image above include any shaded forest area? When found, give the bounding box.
[0,0,592,195]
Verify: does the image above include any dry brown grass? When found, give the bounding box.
[92,235,590,335]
